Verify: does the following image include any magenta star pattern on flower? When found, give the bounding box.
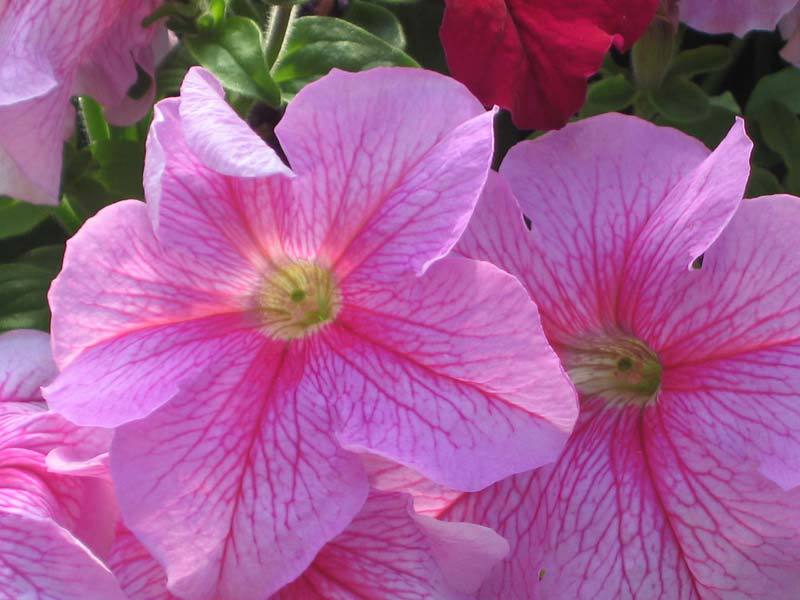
[44,66,577,599]
[0,330,122,599]
[0,0,166,204]
[445,114,800,599]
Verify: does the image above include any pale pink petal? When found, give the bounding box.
[0,513,125,600]
[681,0,799,35]
[361,454,463,517]
[45,200,262,427]
[780,5,800,64]
[275,491,507,600]
[74,1,163,125]
[620,119,752,314]
[0,85,72,204]
[637,196,800,489]
[0,406,116,557]
[328,256,577,491]
[496,114,710,345]
[447,400,800,599]
[145,97,299,276]
[0,329,56,402]
[111,341,368,600]
[0,0,162,203]
[108,525,175,600]
[179,67,293,178]
[276,67,494,278]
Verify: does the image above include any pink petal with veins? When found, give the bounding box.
[111,339,368,600]
[145,97,298,273]
[48,67,576,598]
[0,329,55,402]
[0,331,121,597]
[0,513,124,600]
[275,490,507,599]
[108,525,175,600]
[361,454,463,516]
[179,67,294,178]
[680,0,798,35]
[333,256,576,491]
[0,0,166,204]
[276,67,495,277]
[452,115,800,596]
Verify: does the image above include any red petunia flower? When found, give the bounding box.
[440,0,659,130]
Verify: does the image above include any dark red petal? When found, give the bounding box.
[440,0,658,130]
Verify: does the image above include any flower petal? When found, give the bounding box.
[45,200,262,427]
[639,196,800,489]
[179,67,293,178]
[275,490,507,599]
[0,512,125,600]
[621,118,752,308]
[145,97,298,276]
[108,525,174,600]
[275,67,494,278]
[445,403,696,598]
[0,86,71,204]
[73,1,164,126]
[329,255,577,491]
[495,114,709,345]
[111,340,368,600]
[681,0,798,35]
[440,0,658,130]
[362,454,463,517]
[0,329,56,403]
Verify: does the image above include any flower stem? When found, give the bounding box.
[265,3,293,68]
[79,97,110,143]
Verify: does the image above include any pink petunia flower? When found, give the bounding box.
[0,0,167,204]
[446,114,800,598]
[680,0,799,36]
[0,329,122,598]
[108,486,509,600]
[44,66,577,599]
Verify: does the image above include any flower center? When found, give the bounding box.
[561,337,662,405]
[258,261,342,340]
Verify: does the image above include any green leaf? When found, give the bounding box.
[747,68,800,115]
[345,0,406,48]
[157,45,199,98]
[649,77,711,123]
[0,198,53,240]
[669,45,731,78]
[0,245,63,333]
[657,105,735,149]
[709,91,741,114]
[746,166,783,198]
[186,16,282,106]
[91,139,146,200]
[273,17,418,96]
[753,101,800,167]
[580,75,637,117]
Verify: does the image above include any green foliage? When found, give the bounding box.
[0,245,63,332]
[273,16,417,97]
[0,200,53,240]
[186,15,282,105]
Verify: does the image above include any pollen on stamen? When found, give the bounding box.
[258,261,342,340]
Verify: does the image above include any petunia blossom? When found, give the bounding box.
[439,0,658,130]
[0,329,122,599]
[108,487,509,600]
[445,114,800,598]
[680,0,799,36]
[779,4,800,65]
[0,0,167,204]
[45,66,577,599]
